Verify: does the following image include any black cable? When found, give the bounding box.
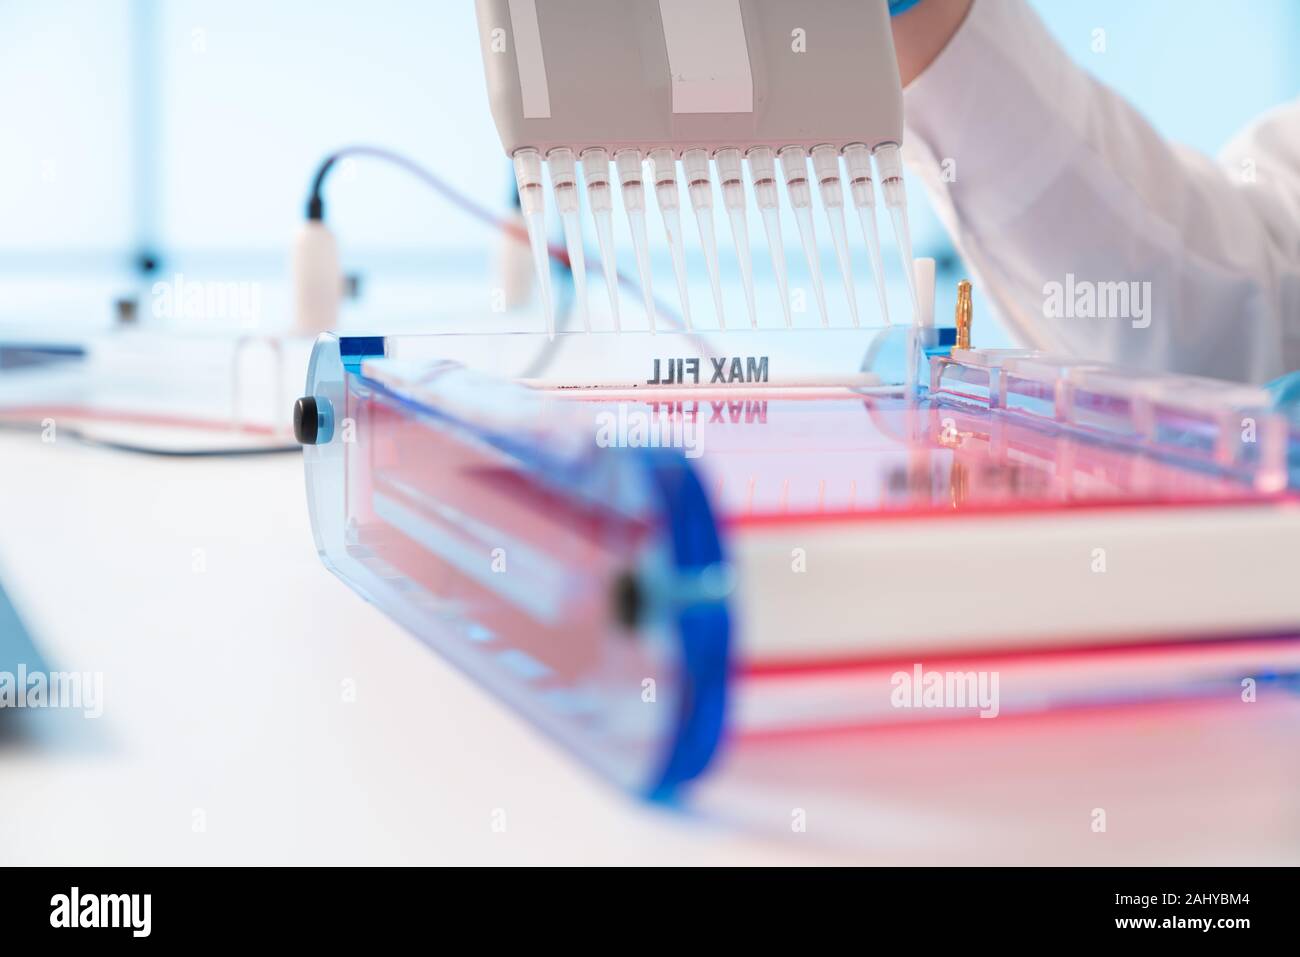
[308,145,578,379]
[82,440,300,457]
[306,145,536,237]
[304,143,688,334]
[0,421,300,457]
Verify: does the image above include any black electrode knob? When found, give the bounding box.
[612,571,644,631]
[293,396,320,445]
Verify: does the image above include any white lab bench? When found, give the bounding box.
[4,433,1300,866]
[0,433,827,865]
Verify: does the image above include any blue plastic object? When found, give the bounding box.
[889,0,925,16]
[300,333,731,799]
[1265,370,1300,414]
[1265,369,1300,488]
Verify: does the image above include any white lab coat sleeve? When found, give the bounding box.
[901,0,1300,383]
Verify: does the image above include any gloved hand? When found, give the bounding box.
[889,0,925,15]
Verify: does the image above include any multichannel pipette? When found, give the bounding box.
[509,149,555,339]
[873,142,920,317]
[746,147,794,329]
[649,148,695,331]
[579,147,621,331]
[843,144,894,325]
[811,145,860,328]
[714,148,758,328]
[778,147,831,327]
[295,286,1300,801]
[682,148,728,331]
[478,0,918,333]
[614,150,658,334]
[545,148,589,332]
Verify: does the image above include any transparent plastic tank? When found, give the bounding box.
[297,331,1300,853]
[930,347,1292,491]
[300,333,728,796]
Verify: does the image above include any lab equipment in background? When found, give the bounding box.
[930,346,1290,492]
[8,131,688,458]
[0,327,307,454]
[293,279,1300,835]
[295,144,585,340]
[292,218,343,337]
[477,0,917,335]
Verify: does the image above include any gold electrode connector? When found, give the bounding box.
[955,280,973,351]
